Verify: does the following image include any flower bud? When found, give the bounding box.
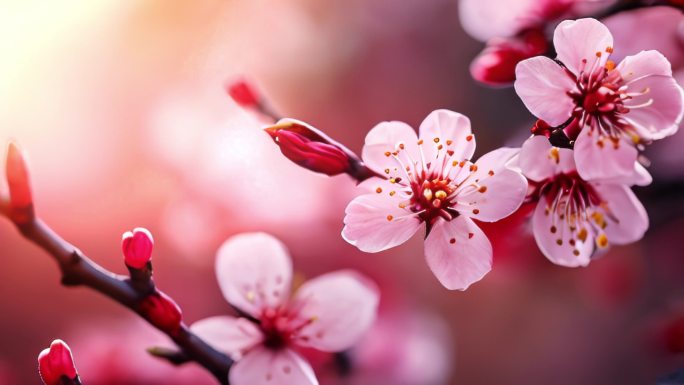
[265,119,356,176]
[470,29,547,86]
[38,340,79,385]
[5,142,34,223]
[226,78,261,109]
[122,228,154,269]
[138,290,183,335]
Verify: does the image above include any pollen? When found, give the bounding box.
[606,46,614,53]
[473,209,480,214]
[596,233,609,248]
[605,60,616,71]
[399,143,405,149]
[469,164,478,172]
[573,249,580,256]
[417,139,424,145]
[468,232,474,239]
[577,228,588,242]
[389,191,396,196]
[556,239,563,245]
[488,170,495,176]
[384,151,391,157]
[550,225,557,234]
[446,140,453,145]
[376,187,382,193]
[434,137,440,143]
[449,238,456,244]
[386,215,394,221]
[478,186,487,193]
[435,190,447,200]
[423,188,433,201]
[549,147,560,164]
[466,134,473,141]
[384,168,390,174]
[595,51,602,57]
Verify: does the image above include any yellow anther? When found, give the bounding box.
[596,233,609,248]
[423,188,433,201]
[435,190,447,200]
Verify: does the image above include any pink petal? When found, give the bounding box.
[459,0,538,41]
[553,18,614,76]
[532,199,593,267]
[600,162,652,187]
[342,192,422,252]
[291,270,379,351]
[361,121,420,177]
[457,148,527,222]
[190,316,264,360]
[424,217,493,290]
[229,347,318,385]
[618,52,684,140]
[417,109,475,164]
[519,135,576,181]
[514,56,576,126]
[215,233,292,317]
[574,127,638,181]
[594,184,648,245]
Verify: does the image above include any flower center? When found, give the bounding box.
[408,174,457,224]
[566,51,652,143]
[259,307,318,350]
[536,171,614,252]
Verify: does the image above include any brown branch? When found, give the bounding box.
[1,143,232,385]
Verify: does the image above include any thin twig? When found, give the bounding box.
[1,144,232,385]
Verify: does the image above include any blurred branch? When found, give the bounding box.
[1,143,232,385]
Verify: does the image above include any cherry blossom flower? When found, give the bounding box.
[191,232,379,385]
[515,18,684,181]
[518,135,649,266]
[342,109,528,290]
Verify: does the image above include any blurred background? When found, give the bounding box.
[0,1,683,384]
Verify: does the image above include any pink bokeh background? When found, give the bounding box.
[1,1,683,384]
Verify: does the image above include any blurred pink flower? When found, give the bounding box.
[518,135,649,266]
[191,232,379,385]
[342,109,527,290]
[38,340,79,385]
[515,18,684,181]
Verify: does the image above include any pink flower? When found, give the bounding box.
[515,18,684,181]
[342,110,528,290]
[38,340,79,385]
[191,233,379,385]
[518,135,649,266]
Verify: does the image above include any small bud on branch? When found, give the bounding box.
[38,340,81,385]
[5,142,34,224]
[122,228,154,269]
[138,290,183,336]
[265,119,376,182]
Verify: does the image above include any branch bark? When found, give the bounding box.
[1,143,232,384]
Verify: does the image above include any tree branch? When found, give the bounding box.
[1,143,232,385]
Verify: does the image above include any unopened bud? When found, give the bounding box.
[226,78,261,109]
[471,29,547,86]
[38,340,79,385]
[5,142,34,223]
[138,290,183,335]
[122,228,154,269]
[265,119,356,176]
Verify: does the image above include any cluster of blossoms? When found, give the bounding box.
[261,17,683,290]
[3,2,683,385]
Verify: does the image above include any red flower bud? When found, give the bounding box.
[38,340,79,385]
[470,29,547,86]
[265,119,356,176]
[138,291,183,335]
[226,78,261,109]
[5,142,34,223]
[122,228,154,269]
